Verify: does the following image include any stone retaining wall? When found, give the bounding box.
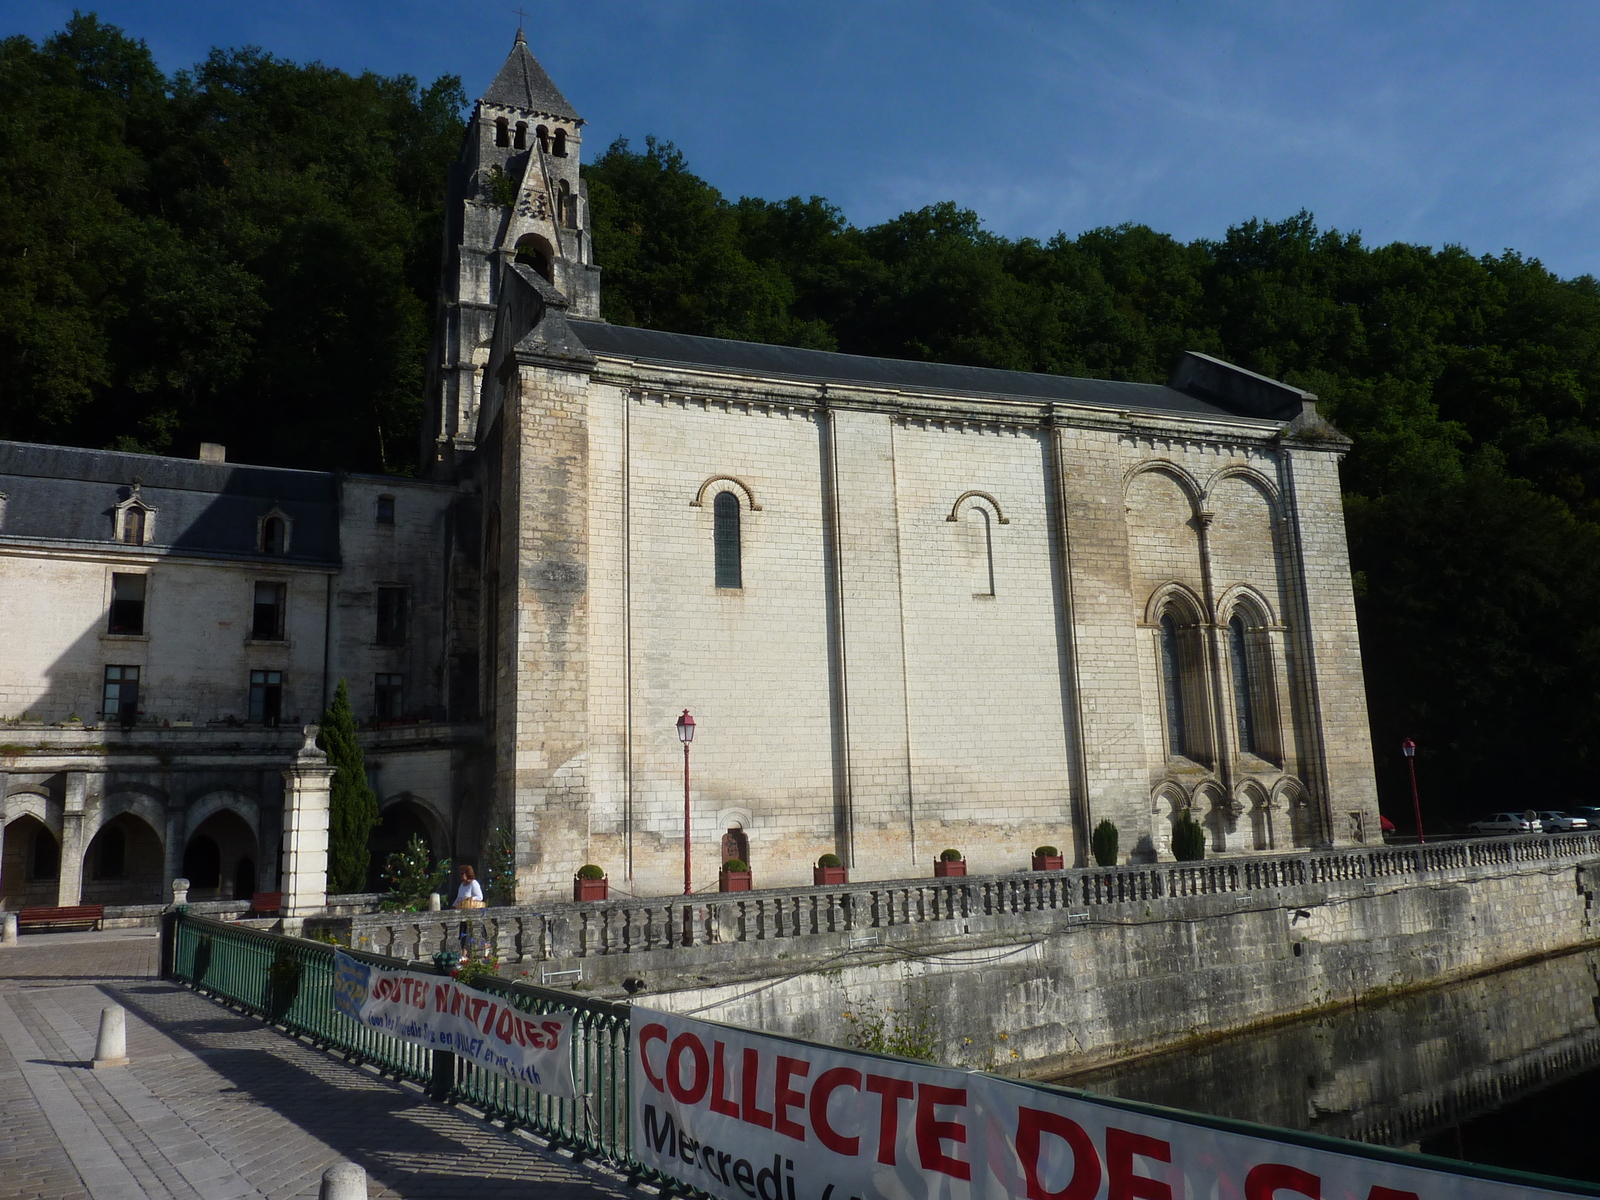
[310,834,1600,1074]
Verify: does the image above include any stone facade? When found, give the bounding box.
[0,443,478,909]
[1,32,1383,910]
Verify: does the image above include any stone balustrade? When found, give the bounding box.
[318,832,1600,975]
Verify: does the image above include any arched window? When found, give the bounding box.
[513,121,527,150]
[122,506,146,545]
[494,116,510,147]
[536,124,550,153]
[515,235,553,281]
[1159,614,1188,759]
[558,179,575,227]
[262,516,286,555]
[964,506,995,596]
[1229,615,1256,755]
[714,490,742,589]
[552,128,568,157]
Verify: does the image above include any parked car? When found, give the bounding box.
[1537,811,1590,833]
[1567,806,1600,825]
[1466,813,1540,835]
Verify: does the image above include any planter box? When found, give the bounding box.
[1031,855,1065,871]
[573,877,609,902]
[812,866,849,886]
[719,870,753,893]
[933,859,967,878]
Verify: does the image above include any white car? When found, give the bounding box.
[1537,811,1590,833]
[1466,813,1540,835]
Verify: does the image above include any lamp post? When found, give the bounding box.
[677,709,695,894]
[1402,737,1424,844]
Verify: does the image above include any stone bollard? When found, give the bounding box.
[2,911,17,946]
[171,877,190,907]
[320,1161,367,1200]
[427,892,441,912]
[92,1005,129,1069]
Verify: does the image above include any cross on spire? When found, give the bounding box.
[513,6,529,31]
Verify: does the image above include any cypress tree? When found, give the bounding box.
[320,679,379,893]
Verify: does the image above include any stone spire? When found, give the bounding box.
[419,30,600,479]
[483,28,579,120]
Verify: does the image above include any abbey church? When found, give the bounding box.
[0,33,1381,909]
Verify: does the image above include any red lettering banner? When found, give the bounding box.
[630,1006,1582,1200]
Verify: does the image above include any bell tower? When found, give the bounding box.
[423,29,601,477]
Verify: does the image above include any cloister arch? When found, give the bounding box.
[367,794,446,892]
[184,809,258,901]
[2,814,59,908]
[83,811,164,904]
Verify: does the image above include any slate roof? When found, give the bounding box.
[0,441,341,564]
[567,321,1243,420]
[482,30,579,120]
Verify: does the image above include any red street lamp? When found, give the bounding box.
[677,709,696,894]
[1402,737,1425,844]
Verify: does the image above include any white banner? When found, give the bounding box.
[333,950,575,1097]
[630,1007,1581,1200]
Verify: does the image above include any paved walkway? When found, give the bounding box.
[0,929,637,1199]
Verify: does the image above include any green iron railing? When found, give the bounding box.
[166,911,1600,1199]
[167,912,635,1169]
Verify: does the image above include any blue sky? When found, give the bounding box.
[10,1,1600,278]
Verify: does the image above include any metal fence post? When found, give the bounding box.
[430,1048,456,1101]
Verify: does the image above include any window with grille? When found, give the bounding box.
[252,581,286,640]
[375,674,404,719]
[1159,615,1187,759]
[249,670,283,726]
[376,587,408,645]
[109,573,146,635]
[1229,616,1257,755]
[714,491,742,589]
[103,665,140,727]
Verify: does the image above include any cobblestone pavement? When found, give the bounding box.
[0,930,638,1199]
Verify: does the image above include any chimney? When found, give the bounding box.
[199,443,226,463]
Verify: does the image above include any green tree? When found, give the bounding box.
[320,679,379,894]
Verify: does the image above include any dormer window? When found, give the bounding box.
[113,486,155,546]
[258,507,292,556]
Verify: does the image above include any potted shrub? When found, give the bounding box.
[1172,810,1207,862]
[573,864,609,901]
[813,853,848,886]
[1091,819,1119,867]
[1031,845,1065,871]
[719,859,753,892]
[933,848,966,878]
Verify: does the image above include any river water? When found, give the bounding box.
[1053,947,1600,1187]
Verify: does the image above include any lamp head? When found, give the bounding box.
[677,709,695,744]
[1401,737,1416,758]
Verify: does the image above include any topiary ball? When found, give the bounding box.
[939,848,963,862]
[1034,845,1059,858]
[722,859,749,873]
[576,864,605,880]
[817,853,842,868]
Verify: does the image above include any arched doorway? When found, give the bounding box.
[367,799,438,892]
[2,815,60,908]
[184,809,258,901]
[82,812,164,904]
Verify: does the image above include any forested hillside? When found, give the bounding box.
[6,16,1600,824]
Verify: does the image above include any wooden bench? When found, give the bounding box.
[18,905,105,932]
[250,892,283,916]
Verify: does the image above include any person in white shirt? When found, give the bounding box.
[454,864,484,909]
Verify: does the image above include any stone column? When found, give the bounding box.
[57,772,88,906]
[280,726,335,919]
